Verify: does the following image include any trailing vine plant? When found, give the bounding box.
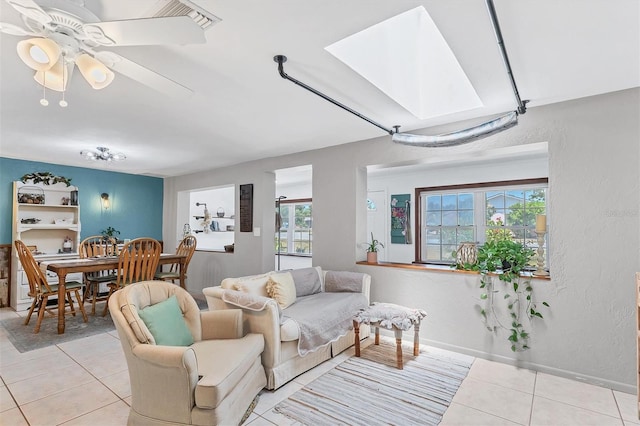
[459,239,550,352]
[20,172,72,186]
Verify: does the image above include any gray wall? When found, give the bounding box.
[164,88,640,392]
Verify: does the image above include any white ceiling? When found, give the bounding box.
[1,0,638,178]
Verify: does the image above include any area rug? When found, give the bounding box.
[1,312,116,353]
[274,340,472,425]
[2,297,208,353]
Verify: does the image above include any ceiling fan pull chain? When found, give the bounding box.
[59,55,68,107]
[40,71,48,106]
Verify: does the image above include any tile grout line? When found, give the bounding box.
[2,374,31,425]
[528,371,537,425]
[533,394,625,422]
[54,334,131,425]
[610,388,626,426]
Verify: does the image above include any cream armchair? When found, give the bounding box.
[109,280,266,426]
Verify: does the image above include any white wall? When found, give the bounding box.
[188,186,235,251]
[164,88,640,392]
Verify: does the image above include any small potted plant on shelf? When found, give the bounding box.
[365,232,384,263]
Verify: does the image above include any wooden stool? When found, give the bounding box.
[353,302,427,369]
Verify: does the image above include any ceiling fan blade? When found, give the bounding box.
[5,0,52,25]
[94,51,193,97]
[83,16,205,47]
[0,21,41,36]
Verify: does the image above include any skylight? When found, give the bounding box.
[325,6,482,120]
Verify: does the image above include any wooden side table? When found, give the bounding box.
[353,302,427,369]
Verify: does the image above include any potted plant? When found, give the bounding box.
[101,226,121,243]
[471,239,549,351]
[366,232,384,263]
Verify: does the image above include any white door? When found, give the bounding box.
[367,189,387,261]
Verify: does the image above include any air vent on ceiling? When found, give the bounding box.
[152,0,221,31]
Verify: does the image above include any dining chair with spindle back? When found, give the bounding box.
[79,235,118,315]
[15,239,88,333]
[102,237,162,316]
[154,235,197,285]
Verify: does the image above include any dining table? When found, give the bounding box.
[41,253,187,334]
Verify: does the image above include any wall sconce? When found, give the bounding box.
[101,193,110,209]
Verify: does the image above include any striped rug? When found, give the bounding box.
[274,340,472,425]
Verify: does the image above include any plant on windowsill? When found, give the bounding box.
[365,232,384,263]
[469,238,549,352]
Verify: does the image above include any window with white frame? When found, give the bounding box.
[417,179,548,264]
[276,199,312,255]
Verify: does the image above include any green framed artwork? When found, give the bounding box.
[390,194,412,244]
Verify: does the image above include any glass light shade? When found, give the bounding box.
[76,54,114,90]
[33,59,74,92]
[101,193,110,209]
[17,38,61,71]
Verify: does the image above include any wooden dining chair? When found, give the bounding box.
[79,235,118,315]
[102,237,161,316]
[14,240,88,333]
[154,235,197,285]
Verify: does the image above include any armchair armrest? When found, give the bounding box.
[129,343,199,421]
[132,343,197,368]
[200,309,243,340]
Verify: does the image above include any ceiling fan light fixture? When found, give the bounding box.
[33,58,73,92]
[17,38,61,71]
[76,54,115,90]
[81,146,126,162]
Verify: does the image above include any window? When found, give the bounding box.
[276,199,312,255]
[417,179,547,264]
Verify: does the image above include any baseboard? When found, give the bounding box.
[375,328,635,394]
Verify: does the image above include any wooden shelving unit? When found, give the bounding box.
[11,181,82,311]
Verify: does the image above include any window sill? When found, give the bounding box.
[355,261,551,281]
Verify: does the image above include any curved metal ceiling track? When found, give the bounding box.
[274,0,527,147]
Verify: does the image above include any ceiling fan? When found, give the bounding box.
[0,0,218,104]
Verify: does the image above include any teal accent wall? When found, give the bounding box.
[0,157,163,244]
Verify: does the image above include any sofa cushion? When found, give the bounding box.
[266,271,296,309]
[138,295,195,346]
[233,275,270,298]
[290,267,322,297]
[325,271,364,293]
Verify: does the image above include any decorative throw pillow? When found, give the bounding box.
[233,275,270,297]
[265,271,296,309]
[290,267,322,297]
[138,295,194,346]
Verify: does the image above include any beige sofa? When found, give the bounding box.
[109,280,267,425]
[203,267,371,390]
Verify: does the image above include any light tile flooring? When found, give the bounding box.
[1,306,637,426]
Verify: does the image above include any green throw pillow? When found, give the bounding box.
[138,295,194,346]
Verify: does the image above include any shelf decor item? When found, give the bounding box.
[455,242,478,268]
[365,232,384,263]
[216,207,225,218]
[17,186,45,204]
[20,172,72,186]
